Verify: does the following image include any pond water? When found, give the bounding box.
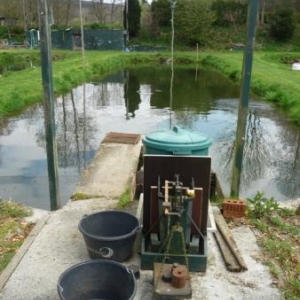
[0,65,299,210]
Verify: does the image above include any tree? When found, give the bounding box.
[151,0,171,27]
[0,0,25,27]
[175,0,216,46]
[123,0,141,39]
[269,7,295,42]
[109,0,123,27]
[92,0,105,24]
[50,0,75,27]
[212,0,247,28]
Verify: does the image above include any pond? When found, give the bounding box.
[0,65,299,210]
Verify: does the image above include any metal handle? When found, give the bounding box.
[58,284,63,294]
[99,247,114,258]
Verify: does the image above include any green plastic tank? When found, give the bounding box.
[142,126,212,156]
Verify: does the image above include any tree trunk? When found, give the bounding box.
[65,0,72,27]
[260,0,266,25]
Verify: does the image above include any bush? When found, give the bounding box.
[269,8,296,42]
[247,192,280,219]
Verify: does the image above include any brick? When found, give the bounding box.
[222,199,247,218]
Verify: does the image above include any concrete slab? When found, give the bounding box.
[73,140,142,199]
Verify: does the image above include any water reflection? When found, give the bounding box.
[0,65,299,209]
[209,100,300,200]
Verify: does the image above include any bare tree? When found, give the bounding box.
[109,0,123,26]
[49,0,75,27]
[65,0,73,27]
[92,0,105,23]
[259,0,266,24]
[0,0,23,26]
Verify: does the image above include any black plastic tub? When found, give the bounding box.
[57,260,137,300]
[78,210,139,262]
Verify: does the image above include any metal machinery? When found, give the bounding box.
[141,154,211,298]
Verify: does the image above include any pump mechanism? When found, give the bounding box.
[141,128,212,298]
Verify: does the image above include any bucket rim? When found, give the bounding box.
[57,259,137,300]
[78,210,140,241]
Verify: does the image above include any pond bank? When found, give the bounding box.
[2,50,300,127]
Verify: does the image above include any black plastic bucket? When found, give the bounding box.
[57,260,137,300]
[78,210,139,262]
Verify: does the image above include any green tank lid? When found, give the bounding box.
[142,126,212,155]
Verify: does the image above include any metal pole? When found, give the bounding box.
[126,0,129,44]
[230,0,260,198]
[39,0,61,210]
[79,0,86,68]
[169,0,176,129]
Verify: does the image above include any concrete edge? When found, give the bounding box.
[0,214,51,290]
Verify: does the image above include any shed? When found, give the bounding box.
[51,29,125,51]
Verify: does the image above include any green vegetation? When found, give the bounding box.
[124,0,142,39]
[269,7,296,43]
[174,0,216,47]
[70,193,96,201]
[0,200,31,219]
[200,51,300,126]
[2,49,300,129]
[117,188,132,209]
[247,192,280,218]
[0,200,32,272]
[246,192,300,300]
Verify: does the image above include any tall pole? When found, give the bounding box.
[79,0,86,68]
[39,0,61,210]
[230,0,260,198]
[126,0,129,44]
[169,0,176,129]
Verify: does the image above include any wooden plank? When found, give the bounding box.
[213,230,241,272]
[213,207,248,272]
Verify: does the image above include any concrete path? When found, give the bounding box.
[0,136,284,300]
[0,137,143,300]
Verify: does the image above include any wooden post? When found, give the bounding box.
[230,0,260,198]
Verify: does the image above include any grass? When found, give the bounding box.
[2,48,300,128]
[0,49,172,116]
[199,51,300,125]
[0,200,33,272]
[117,188,132,209]
[70,192,97,201]
[245,193,300,300]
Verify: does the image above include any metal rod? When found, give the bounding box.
[79,0,86,68]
